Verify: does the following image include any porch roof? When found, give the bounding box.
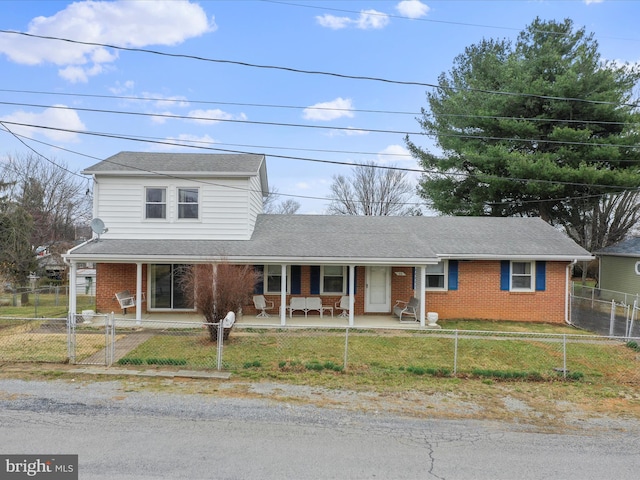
[66,215,592,264]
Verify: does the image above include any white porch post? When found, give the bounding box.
[348,265,355,327]
[280,264,287,326]
[69,261,77,318]
[135,262,143,324]
[418,265,426,327]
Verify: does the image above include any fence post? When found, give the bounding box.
[343,327,349,371]
[67,313,76,364]
[453,330,458,375]
[562,334,567,380]
[609,300,615,337]
[216,322,224,370]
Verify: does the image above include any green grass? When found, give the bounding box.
[0,293,95,318]
[115,327,640,389]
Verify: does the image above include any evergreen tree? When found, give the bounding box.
[407,18,640,249]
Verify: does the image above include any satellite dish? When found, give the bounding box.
[90,218,108,240]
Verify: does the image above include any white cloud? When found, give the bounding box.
[396,1,430,19]
[316,14,352,30]
[1,105,86,142]
[377,144,413,164]
[142,93,190,109]
[187,109,247,124]
[585,0,604,4]
[316,10,389,30]
[303,98,354,121]
[0,1,216,82]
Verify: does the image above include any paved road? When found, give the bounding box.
[0,379,638,480]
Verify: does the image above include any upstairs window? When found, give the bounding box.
[145,187,166,219]
[178,188,199,219]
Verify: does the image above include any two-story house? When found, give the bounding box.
[65,151,593,326]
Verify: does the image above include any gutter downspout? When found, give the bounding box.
[565,259,578,325]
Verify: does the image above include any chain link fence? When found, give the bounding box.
[571,284,640,338]
[2,316,639,385]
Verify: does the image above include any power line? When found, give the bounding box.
[1,101,638,151]
[2,88,637,128]
[1,119,636,193]
[0,29,637,108]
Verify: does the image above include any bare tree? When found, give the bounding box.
[327,162,416,216]
[263,188,301,214]
[1,152,91,250]
[180,262,258,341]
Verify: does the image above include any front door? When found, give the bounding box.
[365,266,391,313]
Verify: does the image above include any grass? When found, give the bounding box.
[0,293,95,318]
[114,326,640,389]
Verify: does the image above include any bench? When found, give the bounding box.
[393,297,420,322]
[288,297,334,318]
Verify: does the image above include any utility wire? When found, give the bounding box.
[1,88,637,128]
[0,29,637,108]
[1,102,638,151]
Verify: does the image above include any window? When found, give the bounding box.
[149,264,194,310]
[265,265,290,294]
[178,188,199,219]
[145,187,166,219]
[321,266,345,294]
[511,261,533,291]
[426,262,446,289]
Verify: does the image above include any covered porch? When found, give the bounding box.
[86,311,434,330]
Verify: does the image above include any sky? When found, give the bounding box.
[0,0,639,214]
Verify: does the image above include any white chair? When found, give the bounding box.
[288,297,307,317]
[305,297,333,318]
[335,296,350,317]
[253,295,274,318]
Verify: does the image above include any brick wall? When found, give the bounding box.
[96,263,147,313]
[425,261,567,323]
[97,261,568,323]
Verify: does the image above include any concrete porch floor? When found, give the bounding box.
[87,312,431,329]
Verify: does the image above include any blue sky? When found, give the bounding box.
[0,0,638,213]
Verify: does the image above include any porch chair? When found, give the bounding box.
[393,297,420,323]
[288,297,308,317]
[115,290,136,314]
[253,295,274,318]
[335,296,350,317]
[305,297,333,318]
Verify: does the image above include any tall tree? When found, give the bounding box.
[1,153,91,250]
[327,161,416,216]
[406,18,640,249]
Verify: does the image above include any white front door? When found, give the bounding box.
[365,266,391,313]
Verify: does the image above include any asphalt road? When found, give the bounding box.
[0,379,638,480]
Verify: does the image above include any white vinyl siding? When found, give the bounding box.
[94,176,256,240]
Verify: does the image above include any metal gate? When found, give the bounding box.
[67,313,115,365]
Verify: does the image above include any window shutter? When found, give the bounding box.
[310,266,320,294]
[254,265,264,294]
[448,260,459,291]
[291,265,301,294]
[535,261,546,291]
[500,261,510,291]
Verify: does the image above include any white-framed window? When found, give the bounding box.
[145,187,166,219]
[264,265,290,294]
[426,261,447,290]
[177,187,199,219]
[635,261,640,276]
[511,261,534,291]
[321,265,346,294]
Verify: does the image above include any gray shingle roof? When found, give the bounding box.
[82,151,266,175]
[68,215,592,264]
[596,237,640,257]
